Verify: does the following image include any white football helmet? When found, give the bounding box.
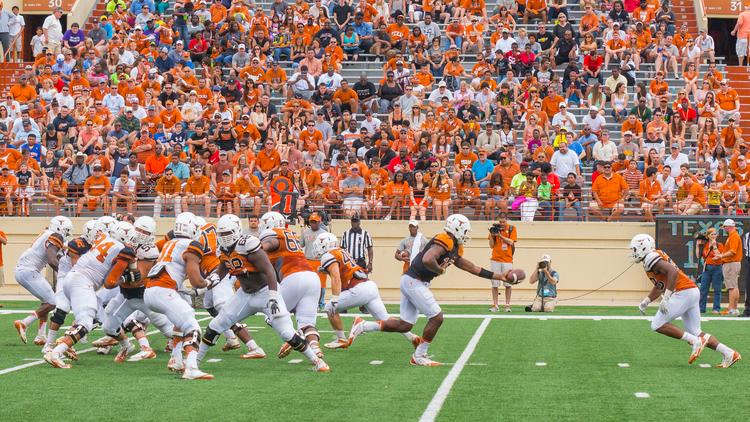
[216,214,242,249]
[82,220,103,244]
[630,234,655,263]
[49,215,73,241]
[174,212,200,240]
[112,221,137,246]
[444,214,471,245]
[97,215,117,236]
[260,211,286,231]
[133,216,157,245]
[313,232,338,258]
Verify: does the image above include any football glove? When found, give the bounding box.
[638,297,651,315]
[267,289,281,318]
[659,290,673,314]
[121,269,141,285]
[205,273,221,290]
[325,295,339,316]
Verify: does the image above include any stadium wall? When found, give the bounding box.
[0,218,655,304]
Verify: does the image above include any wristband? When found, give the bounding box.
[640,297,651,306]
[478,268,494,280]
[330,295,339,303]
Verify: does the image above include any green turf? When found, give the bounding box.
[0,305,747,421]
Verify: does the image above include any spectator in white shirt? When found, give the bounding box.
[592,131,618,162]
[656,165,676,198]
[582,106,607,134]
[551,102,578,133]
[494,29,516,55]
[663,143,689,178]
[696,29,715,62]
[550,141,581,179]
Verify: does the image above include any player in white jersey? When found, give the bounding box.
[197,215,329,372]
[100,216,176,362]
[44,221,138,369]
[14,216,72,345]
[94,215,121,319]
[258,211,324,359]
[144,212,214,380]
[44,220,102,357]
[196,217,266,359]
[312,232,420,349]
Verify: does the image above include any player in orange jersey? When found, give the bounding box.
[313,232,420,350]
[630,234,741,368]
[258,211,324,358]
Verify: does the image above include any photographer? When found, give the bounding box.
[697,228,723,314]
[528,255,559,312]
[488,213,517,312]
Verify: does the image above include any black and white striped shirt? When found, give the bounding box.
[340,228,373,263]
[743,231,750,259]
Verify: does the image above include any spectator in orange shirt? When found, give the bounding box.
[256,139,282,181]
[332,80,359,113]
[182,166,212,216]
[675,175,706,215]
[716,80,741,123]
[590,162,629,221]
[0,166,18,216]
[77,164,111,215]
[235,165,262,216]
[9,75,37,103]
[154,167,183,217]
[216,170,239,217]
[523,0,548,24]
[145,144,170,182]
[383,170,411,220]
[386,13,409,53]
[46,168,68,215]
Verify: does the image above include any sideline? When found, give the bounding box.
[419,317,492,422]
[0,316,212,376]
[4,310,749,321]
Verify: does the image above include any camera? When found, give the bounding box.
[694,231,708,242]
[538,261,547,269]
[489,223,502,235]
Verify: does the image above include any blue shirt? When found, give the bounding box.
[167,161,190,181]
[472,159,495,180]
[130,0,155,15]
[21,142,43,161]
[567,141,583,156]
[352,21,373,38]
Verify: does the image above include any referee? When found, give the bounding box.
[341,214,374,272]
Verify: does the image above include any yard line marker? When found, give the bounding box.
[288,359,303,364]
[0,316,212,376]
[535,362,547,367]
[465,363,487,366]
[22,358,42,362]
[369,360,384,365]
[593,318,602,321]
[419,317,491,422]
[699,364,711,368]
[618,363,630,368]
[634,392,650,399]
[206,358,222,363]
[539,317,547,321]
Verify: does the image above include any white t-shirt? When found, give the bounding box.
[113,178,136,194]
[9,13,24,36]
[663,153,689,178]
[550,150,580,178]
[42,14,63,44]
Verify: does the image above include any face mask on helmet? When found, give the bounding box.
[133,216,156,245]
[217,214,242,249]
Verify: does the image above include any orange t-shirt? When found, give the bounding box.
[722,230,743,263]
[84,175,111,196]
[592,173,628,206]
[490,225,517,263]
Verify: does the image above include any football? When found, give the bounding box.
[506,269,526,285]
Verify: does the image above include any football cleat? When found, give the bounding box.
[64,347,79,361]
[41,344,52,355]
[92,336,118,348]
[410,354,442,367]
[96,346,112,355]
[347,317,366,346]
[167,357,185,373]
[277,342,292,359]
[182,367,214,380]
[240,347,267,359]
[33,334,47,346]
[43,351,70,369]
[13,320,28,344]
[689,335,709,364]
[114,343,134,363]
[312,358,330,372]
[222,337,241,352]
[128,347,156,362]
[716,351,742,368]
[324,339,350,349]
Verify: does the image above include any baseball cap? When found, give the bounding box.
[723,219,736,227]
[539,254,551,263]
[438,81,446,87]
[75,151,85,157]
[309,213,321,222]
[671,143,680,149]
[558,102,567,108]
[623,131,633,136]
[408,220,419,227]
[589,106,598,112]
[222,170,231,176]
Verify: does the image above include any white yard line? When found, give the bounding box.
[419,317,491,422]
[0,316,211,376]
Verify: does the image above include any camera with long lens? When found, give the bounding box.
[489,223,503,235]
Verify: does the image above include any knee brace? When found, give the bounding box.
[184,330,201,349]
[287,333,308,352]
[230,322,247,336]
[64,324,89,344]
[301,326,319,341]
[206,307,219,317]
[50,309,68,326]
[122,320,146,335]
[202,327,221,346]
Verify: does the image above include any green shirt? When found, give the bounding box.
[537,182,552,200]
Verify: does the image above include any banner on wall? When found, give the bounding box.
[23,0,76,13]
[703,0,749,17]
[655,216,747,287]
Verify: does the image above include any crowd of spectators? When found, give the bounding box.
[0,0,745,222]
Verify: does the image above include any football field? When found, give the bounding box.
[0,301,747,422]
